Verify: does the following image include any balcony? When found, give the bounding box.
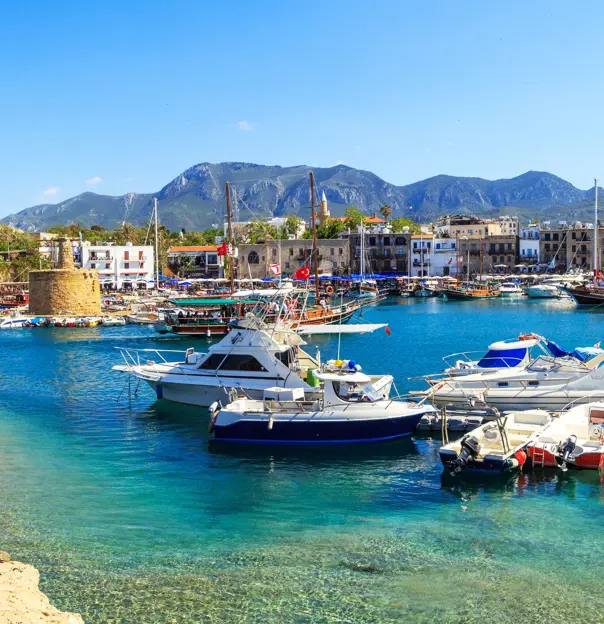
[90,255,113,261]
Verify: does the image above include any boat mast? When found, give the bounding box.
[456,234,460,280]
[226,181,235,295]
[309,172,320,300]
[479,237,483,281]
[594,178,599,281]
[360,222,365,282]
[154,198,159,291]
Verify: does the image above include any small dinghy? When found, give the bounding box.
[440,409,551,475]
[209,365,437,445]
[528,403,604,471]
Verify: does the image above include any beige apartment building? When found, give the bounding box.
[238,239,350,279]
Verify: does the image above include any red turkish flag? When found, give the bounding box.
[294,266,310,280]
[217,242,228,256]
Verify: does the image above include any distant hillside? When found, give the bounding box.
[2,163,601,231]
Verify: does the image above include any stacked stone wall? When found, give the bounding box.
[29,269,101,315]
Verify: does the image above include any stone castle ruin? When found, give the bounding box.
[29,237,100,316]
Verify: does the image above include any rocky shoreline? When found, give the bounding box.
[0,551,83,623]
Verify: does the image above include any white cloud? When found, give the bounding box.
[42,186,61,197]
[333,160,345,166]
[237,120,255,132]
[85,176,103,188]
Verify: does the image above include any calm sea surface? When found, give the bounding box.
[1,297,604,623]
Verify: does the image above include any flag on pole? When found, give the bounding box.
[294,266,310,280]
[269,263,280,276]
[217,242,228,256]
[385,326,391,336]
[448,257,453,264]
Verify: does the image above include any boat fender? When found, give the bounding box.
[208,401,221,434]
[268,417,274,431]
[514,449,527,467]
[508,458,519,469]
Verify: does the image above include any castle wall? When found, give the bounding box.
[29,269,101,316]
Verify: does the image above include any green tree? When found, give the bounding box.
[285,215,305,238]
[390,217,421,234]
[245,221,278,244]
[380,204,393,222]
[316,219,345,239]
[343,207,365,229]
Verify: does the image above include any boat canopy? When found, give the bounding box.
[477,338,539,369]
[171,298,255,306]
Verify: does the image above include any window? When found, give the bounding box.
[248,251,260,264]
[272,248,277,257]
[90,263,96,269]
[499,256,504,263]
[553,233,559,241]
[285,262,290,269]
[207,254,217,264]
[383,237,391,246]
[124,262,129,269]
[124,251,129,260]
[289,248,293,256]
[332,262,337,269]
[572,232,576,240]
[105,263,111,269]
[199,354,266,372]
[545,244,550,251]
[528,381,539,387]
[106,251,111,260]
[330,248,334,256]
[436,243,441,249]
[507,243,512,251]
[544,233,551,241]
[138,250,143,260]
[497,382,509,387]
[369,237,376,246]
[507,256,512,262]
[572,245,576,252]
[339,248,343,255]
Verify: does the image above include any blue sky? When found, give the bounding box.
[1,0,603,215]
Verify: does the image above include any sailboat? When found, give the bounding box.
[350,223,378,298]
[564,179,604,304]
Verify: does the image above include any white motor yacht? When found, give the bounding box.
[498,282,524,296]
[112,318,320,407]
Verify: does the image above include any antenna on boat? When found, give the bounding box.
[153,198,159,292]
[594,178,599,285]
[310,172,320,301]
[226,181,235,295]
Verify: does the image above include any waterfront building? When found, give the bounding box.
[540,227,568,272]
[487,235,519,272]
[167,245,221,279]
[238,239,349,278]
[519,224,540,268]
[345,224,408,275]
[81,242,154,290]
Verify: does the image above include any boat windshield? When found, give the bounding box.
[477,348,527,369]
[526,356,586,373]
[333,381,380,402]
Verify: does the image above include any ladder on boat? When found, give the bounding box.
[531,446,547,467]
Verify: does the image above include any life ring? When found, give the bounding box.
[325,285,335,295]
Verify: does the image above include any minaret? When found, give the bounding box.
[319,191,330,225]
[56,237,74,270]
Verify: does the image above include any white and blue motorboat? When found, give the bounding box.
[442,334,546,376]
[209,362,436,445]
[0,315,30,329]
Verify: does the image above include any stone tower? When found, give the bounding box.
[318,191,330,225]
[29,238,101,316]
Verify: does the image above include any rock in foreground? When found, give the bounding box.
[0,554,83,623]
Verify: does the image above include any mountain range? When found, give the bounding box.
[2,162,601,232]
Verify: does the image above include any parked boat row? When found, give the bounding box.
[0,314,126,329]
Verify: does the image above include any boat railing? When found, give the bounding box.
[115,346,207,372]
[560,393,604,412]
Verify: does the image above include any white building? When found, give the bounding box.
[519,224,540,265]
[81,242,155,290]
[431,237,458,276]
[409,235,458,277]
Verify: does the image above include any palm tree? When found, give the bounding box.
[380,204,392,222]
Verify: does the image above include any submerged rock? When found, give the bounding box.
[0,553,84,623]
[342,561,384,574]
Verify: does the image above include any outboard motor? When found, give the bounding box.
[556,434,577,472]
[450,435,481,476]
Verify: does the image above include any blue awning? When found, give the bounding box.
[477,347,528,368]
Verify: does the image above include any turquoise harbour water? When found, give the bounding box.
[1,297,604,623]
